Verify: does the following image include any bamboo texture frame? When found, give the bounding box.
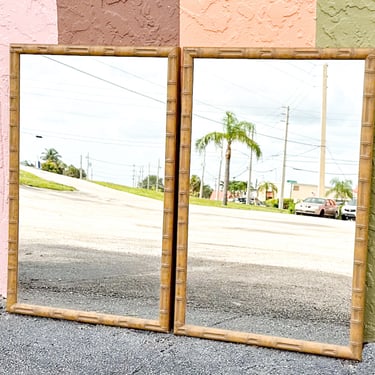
[174,47,375,360]
[7,44,180,332]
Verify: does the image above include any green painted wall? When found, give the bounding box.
[365,184,375,341]
[316,1,375,48]
[317,0,375,341]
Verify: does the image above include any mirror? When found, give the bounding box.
[175,48,375,359]
[8,45,179,331]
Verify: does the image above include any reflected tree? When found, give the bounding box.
[139,175,164,191]
[41,148,65,174]
[190,174,201,196]
[41,148,61,163]
[257,181,278,199]
[195,111,262,205]
[325,178,353,200]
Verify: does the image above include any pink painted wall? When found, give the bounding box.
[0,1,58,295]
[180,0,316,47]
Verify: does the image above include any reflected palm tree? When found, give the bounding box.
[195,111,261,205]
[257,181,278,200]
[325,178,353,200]
[41,148,61,163]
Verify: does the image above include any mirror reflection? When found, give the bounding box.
[18,55,168,319]
[186,59,364,345]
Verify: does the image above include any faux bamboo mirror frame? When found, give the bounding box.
[7,44,179,332]
[174,47,375,360]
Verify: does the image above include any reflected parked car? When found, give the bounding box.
[295,197,339,218]
[341,198,357,220]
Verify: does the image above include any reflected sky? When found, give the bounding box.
[20,55,364,191]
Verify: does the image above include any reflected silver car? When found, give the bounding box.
[341,198,357,220]
[295,197,339,218]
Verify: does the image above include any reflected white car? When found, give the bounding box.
[341,198,357,221]
[295,197,339,218]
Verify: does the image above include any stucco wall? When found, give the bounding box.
[57,0,179,46]
[180,0,316,47]
[0,0,58,296]
[316,0,375,47]
[1,0,375,342]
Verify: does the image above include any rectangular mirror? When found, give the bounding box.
[175,48,375,359]
[8,44,179,332]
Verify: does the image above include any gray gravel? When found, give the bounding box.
[1,296,375,375]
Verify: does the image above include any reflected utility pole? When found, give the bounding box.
[79,154,83,179]
[156,159,160,192]
[216,141,224,200]
[199,149,206,198]
[246,127,255,204]
[35,135,43,168]
[132,164,136,187]
[147,163,150,189]
[319,64,328,197]
[86,153,90,180]
[278,106,290,210]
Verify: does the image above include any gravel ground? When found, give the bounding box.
[1,297,375,375]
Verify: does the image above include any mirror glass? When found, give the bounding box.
[185,58,364,345]
[18,54,168,319]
